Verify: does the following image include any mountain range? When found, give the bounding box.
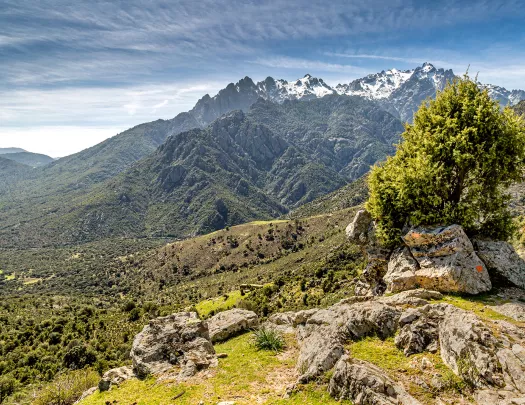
[1,63,524,248]
[0,148,54,168]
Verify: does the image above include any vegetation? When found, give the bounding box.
[367,74,525,245]
[252,327,286,352]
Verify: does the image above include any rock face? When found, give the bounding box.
[490,302,525,322]
[208,309,259,343]
[346,209,372,243]
[131,312,217,379]
[474,240,525,289]
[329,355,422,405]
[385,225,492,294]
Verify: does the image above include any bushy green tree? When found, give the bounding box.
[367,74,525,245]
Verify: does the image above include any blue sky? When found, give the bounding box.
[1,0,525,156]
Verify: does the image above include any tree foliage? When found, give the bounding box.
[367,74,525,245]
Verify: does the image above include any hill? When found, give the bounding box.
[0,156,33,194]
[0,147,26,154]
[0,151,54,167]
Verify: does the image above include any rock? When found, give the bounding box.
[385,225,492,294]
[490,302,525,322]
[296,301,400,382]
[328,355,422,405]
[98,366,134,391]
[474,389,525,405]
[378,289,443,307]
[131,312,217,379]
[346,209,373,244]
[208,309,258,343]
[217,402,236,405]
[439,305,504,388]
[497,344,525,394]
[395,304,449,356]
[216,353,228,359]
[362,224,391,295]
[474,240,525,289]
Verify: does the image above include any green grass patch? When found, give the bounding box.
[195,290,244,318]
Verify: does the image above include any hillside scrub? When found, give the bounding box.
[367,74,525,246]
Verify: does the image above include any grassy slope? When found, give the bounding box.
[79,333,349,405]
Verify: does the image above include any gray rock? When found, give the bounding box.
[328,355,422,405]
[490,302,525,322]
[98,365,134,392]
[474,389,525,405]
[378,289,443,307]
[385,225,492,294]
[131,312,217,379]
[74,386,97,404]
[439,305,504,388]
[474,240,525,289]
[208,309,258,343]
[497,344,525,394]
[296,301,400,382]
[346,209,373,244]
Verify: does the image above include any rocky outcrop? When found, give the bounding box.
[131,312,217,379]
[296,301,400,382]
[329,355,422,405]
[474,240,525,289]
[208,309,259,343]
[98,366,134,392]
[346,209,372,243]
[385,225,492,294]
[490,302,525,322]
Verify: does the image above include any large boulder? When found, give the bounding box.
[385,225,492,294]
[296,301,400,382]
[346,209,373,244]
[208,309,258,343]
[131,312,217,379]
[473,240,525,289]
[329,355,422,405]
[490,302,525,322]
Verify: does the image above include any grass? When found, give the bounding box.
[195,290,245,318]
[252,327,286,352]
[79,333,349,405]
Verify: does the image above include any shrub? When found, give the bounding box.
[367,74,525,246]
[33,368,99,405]
[251,327,285,352]
[63,345,97,370]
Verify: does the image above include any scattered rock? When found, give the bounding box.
[98,366,134,392]
[346,209,372,244]
[474,240,525,289]
[385,225,492,294]
[208,309,259,343]
[131,312,217,379]
[328,355,422,405]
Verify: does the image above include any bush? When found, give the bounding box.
[63,345,97,370]
[33,369,99,405]
[367,74,525,246]
[251,327,285,352]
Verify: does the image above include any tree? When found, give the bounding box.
[366,74,525,246]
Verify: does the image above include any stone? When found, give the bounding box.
[490,302,525,322]
[439,305,504,388]
[208,309,258,343]
[474,389,525,405]
[98,366,134,391]
[328,355,422,405]
[378,289,443,307]
[385,225,491,294]
[131,312,217,379]
[474,240,525,289]
[497,344,525,394]
[74,386,97,404]
[346,209,373,244]
[296,301,400,382]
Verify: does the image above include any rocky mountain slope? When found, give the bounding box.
[1,96,401,247]
[0,151,54,167]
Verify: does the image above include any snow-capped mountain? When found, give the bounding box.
[190,63,525,125]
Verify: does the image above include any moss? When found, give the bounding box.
[195,290,244,318]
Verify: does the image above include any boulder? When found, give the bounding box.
[378,289,443,307]
[474,389,525,405]
[328,355,422,405]
[131,312,217,379]
[385,225,491,294]
[208,309,258,343]
[474,240,525,289]
[98,365,134,392]
[346,209,373,244]
[439,305,504,388]
[296,301,400,382]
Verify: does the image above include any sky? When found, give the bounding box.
[1,0,525,157]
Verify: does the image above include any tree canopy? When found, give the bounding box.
[366,74,525,246]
